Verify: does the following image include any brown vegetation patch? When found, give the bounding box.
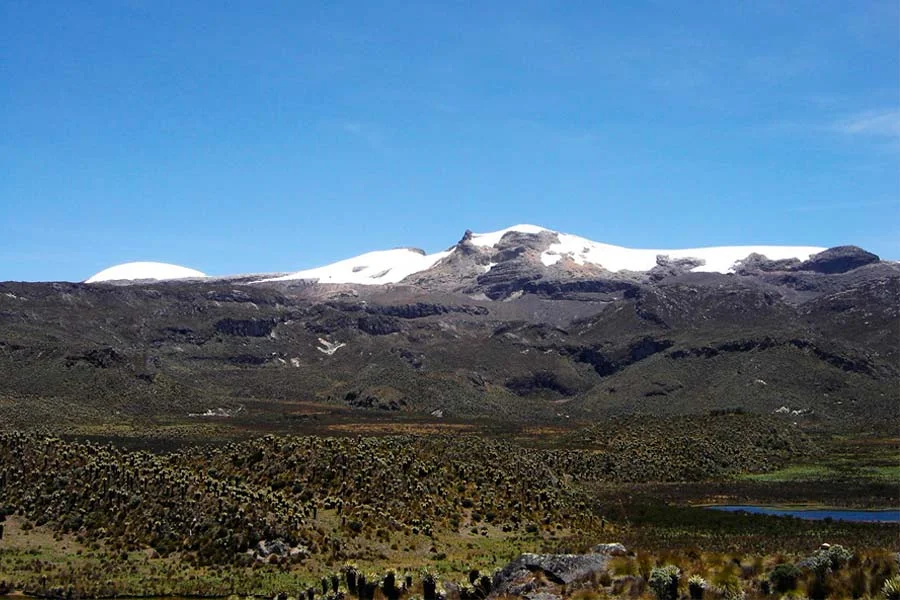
[326,422,477,434]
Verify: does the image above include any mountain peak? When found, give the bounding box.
[82,226,838,287]
[85,262,207,283]
[467,224,553,247]
[250,225,828,289]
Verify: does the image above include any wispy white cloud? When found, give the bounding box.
[759,108,900,149]
[833,109,900,138]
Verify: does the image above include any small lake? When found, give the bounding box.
[705,505,900,523]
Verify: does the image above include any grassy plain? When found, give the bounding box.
[0,413,897,598]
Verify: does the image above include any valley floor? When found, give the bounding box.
[0,413,897,598]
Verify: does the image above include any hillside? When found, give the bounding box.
[0,227,896,431]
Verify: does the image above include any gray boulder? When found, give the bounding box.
[492,552,611,595]
[256,539,291,557]
[591,542,628,556]
[525,593,563,600]
[253,539,309,561]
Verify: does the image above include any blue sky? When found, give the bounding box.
[2,1,898,281]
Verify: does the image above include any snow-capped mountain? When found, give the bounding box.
[253,224,826,287]
[257,248,453,285]
[84,225,835,286]
[85,262,207,283]
[468,225,824,273]
[9,224,896,430]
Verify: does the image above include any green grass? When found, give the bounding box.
[739,437,900,483]
[0,513,568,597]
[741,464,844,482]
[741,464,900,483]
[867,465,900,481]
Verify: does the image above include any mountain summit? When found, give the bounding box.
[85,225,831,286]
[85,261,207,283]
[258,224,828,287]
[3,224,896,429]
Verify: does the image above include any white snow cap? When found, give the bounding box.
[471,225,825,273]
[469,224,552,247]
[85,262,207,283]
[258,248,452,285]
[252,224,826,285]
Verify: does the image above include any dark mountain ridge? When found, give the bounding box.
[1,236,897,431]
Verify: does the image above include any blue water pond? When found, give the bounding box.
[705,505,900,523]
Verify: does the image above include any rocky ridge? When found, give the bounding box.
[1,228,897,430]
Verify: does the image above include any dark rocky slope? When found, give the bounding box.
[0,243,897,430]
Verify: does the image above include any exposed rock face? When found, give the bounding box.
[505,370,579,397]
[214,318,276,337]
[228,354,269,365]
[667,337,883,377]
[343,389,407,411]
[65,347,126,369]
[648,255,707,280]
[155,326,204,344]
[396,230,889,303]
[475,262,544,300]
[734,252,803,274]
[356,314,402,335]
[363,302,489,319]
[561,337,674,378]
[495,229,560,253]
[205,289,281,304]
[799,246,880,274]
[523,277,638,298]
[407,229,564,299]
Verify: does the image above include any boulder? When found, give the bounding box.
[257,539,291,557]
[525,593,562,600]
[253,539,308,562]
[591,542,628,556]
[492,553,611,595]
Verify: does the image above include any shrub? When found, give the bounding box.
[883,576,900,600]
[687,575,707,600]
[422,570,437,600]
[824,545,853,570]
[713,572,744,600]
[805,545,854,600]
[719,579,745,600]
[648,565,680,600]
[345,565,360,596]
[806,544,854,575]
[609,556,635,576]
[381,571,400,600]
[770,563,802,593]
